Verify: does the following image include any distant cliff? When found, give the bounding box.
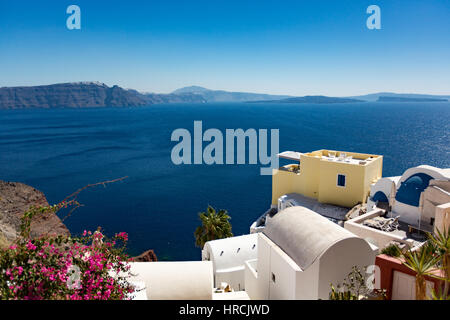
[377,96,448,102]
[0,82,206,109]
[2,83,448,108]
[172,86,292,102]
[0,181,70,248]
[142,92,207,104]
[251,95,364,104]
[349,92,450,102]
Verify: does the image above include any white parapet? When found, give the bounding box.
[203,234,258,291]
[127,261,214,300]
[434,202,450,234]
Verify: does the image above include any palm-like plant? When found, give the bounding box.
[400,242,440,300]
[194,205,233,249]
[427,227,450,299]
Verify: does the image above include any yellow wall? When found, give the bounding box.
[317,160,366,207]
[272,168,295,204]
[362,156,383,203]
[272,150,383,208]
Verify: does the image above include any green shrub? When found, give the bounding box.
[329,266,369,300]
[0,204,134,300]
[381,243,401,257]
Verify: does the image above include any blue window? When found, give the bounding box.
[337,174,346,187]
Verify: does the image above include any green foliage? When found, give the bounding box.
[401,242,440,277]
[426,227,450,299]
[194,205,233,248]
[394,229,450,300]
[427,227,450,256]
[329,266,370,300]
[0,202,134,300]
[398,241,441,300]
[430,286,450,300]
[381,243,402,257]
[0,178,135,300]
[329,284,358,300]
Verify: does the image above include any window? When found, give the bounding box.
[271,273,276,283]
[337,174,346,187]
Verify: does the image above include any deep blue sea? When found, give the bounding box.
[0,102,449,260]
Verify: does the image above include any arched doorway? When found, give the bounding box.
[395,173,433,207]
[372,191,389,203]
[371,191,390,210]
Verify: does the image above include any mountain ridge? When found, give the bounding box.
[0,83,206,109]
[349,92,450,102]
[249,95,365,104]
[0,82,448,109]
[172,86,292,102]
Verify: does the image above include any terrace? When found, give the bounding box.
[303,150,382,166]
[277,150,382,175]
[344,208,426,251]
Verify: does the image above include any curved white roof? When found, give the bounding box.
[386,176,402,183]
[370,177,400,199]
[263,206,358,270]
[204,234,257,272]
[442,168,450,178]
[399,165,450,185]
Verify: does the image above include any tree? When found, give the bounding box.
[194,205,233,248]
[399,242,440,300]
[427,227,450,299]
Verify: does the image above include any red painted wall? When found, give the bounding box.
[375,254,444,300]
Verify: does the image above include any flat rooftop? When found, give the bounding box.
[278,149,382,166]
[279,193,349,221]
[252,193,349,231]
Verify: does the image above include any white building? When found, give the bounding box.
[367,165,450,232]
[126,261,214,300]
[202,233,257,291]
[244,207,377,299]
[344,165,450,252]
[125,261,251,300]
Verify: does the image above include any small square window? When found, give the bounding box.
[337,174,346,187]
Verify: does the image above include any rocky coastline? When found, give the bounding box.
[0,180,70,248]
[0,180,157,261]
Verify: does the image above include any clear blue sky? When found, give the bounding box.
[0,0,449,96]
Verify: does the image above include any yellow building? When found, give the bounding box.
[272,150,383,208]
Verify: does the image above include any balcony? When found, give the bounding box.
[278,164,300,174]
